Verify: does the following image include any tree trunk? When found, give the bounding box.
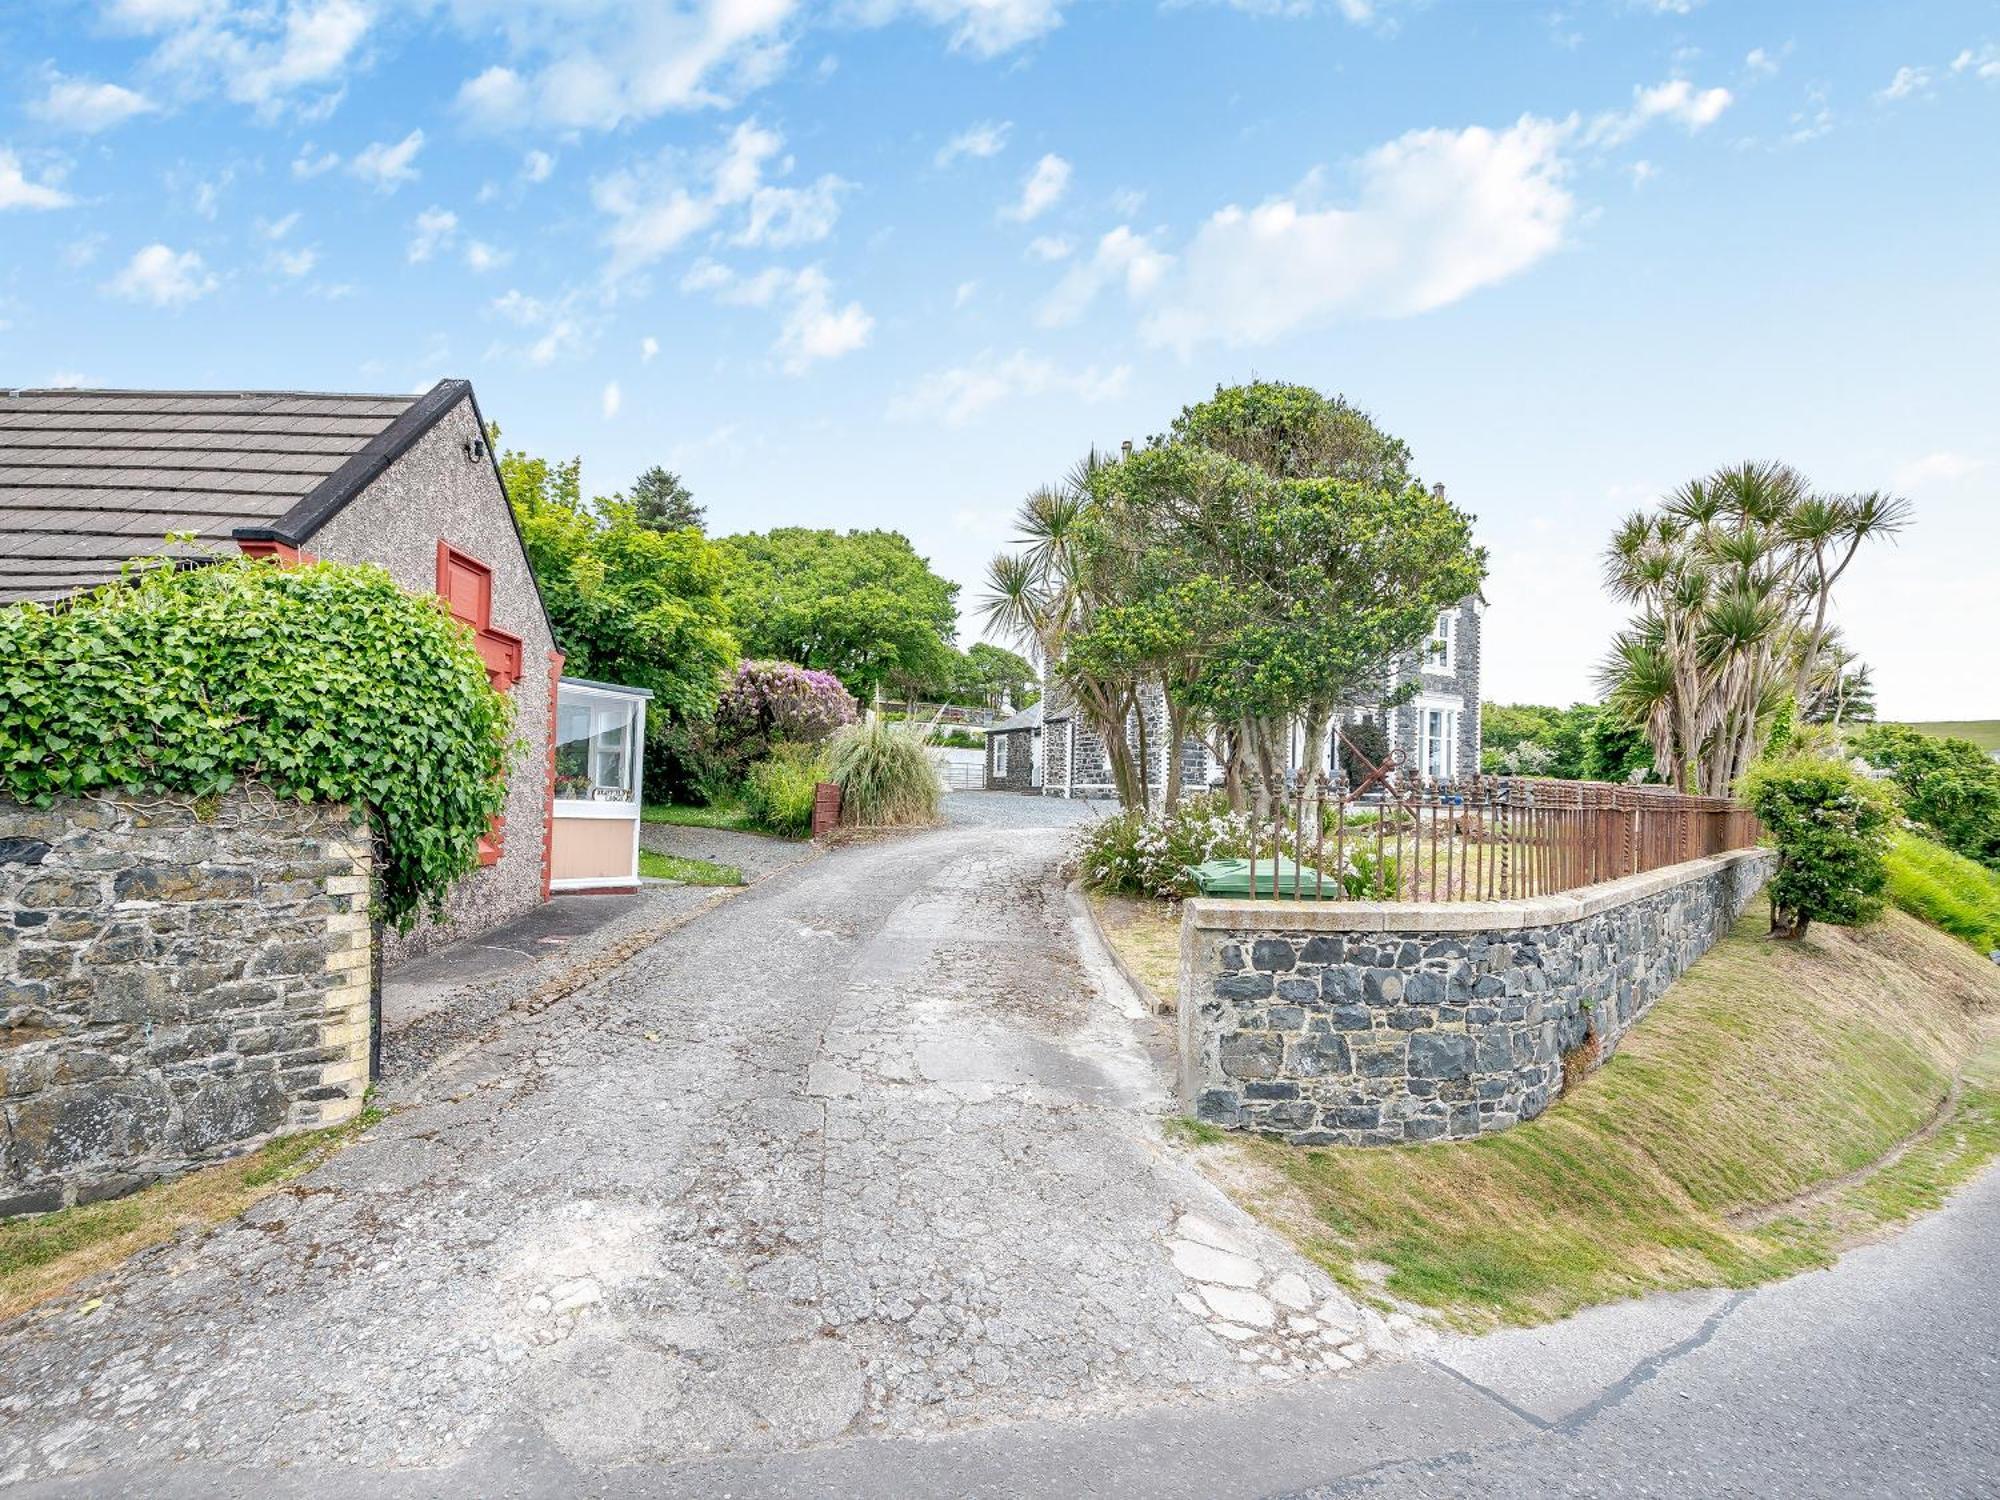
[1768,897,1809,941]
[1164,693,1189,811]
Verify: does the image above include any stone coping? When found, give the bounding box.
[1184,847,1769,935]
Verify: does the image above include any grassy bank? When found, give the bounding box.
[1886,832,2000,951]
[0,1108,383,1322]
[1892,720,2000,754]
[637,849,745,885]
[1140,908,2000,1329]
[1087,892,1182,1008]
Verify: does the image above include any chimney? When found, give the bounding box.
[1432,482,1447,501]
[1120,439,1133,458]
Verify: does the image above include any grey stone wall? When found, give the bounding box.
[1179,848,1772,1146]
[309,396,558,966]
[1,790,373,1216]
[985,729,1036,791]
[1042,716,1071,798]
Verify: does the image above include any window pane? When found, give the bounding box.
[556,694,637,802]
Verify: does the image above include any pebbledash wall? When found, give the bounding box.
[0,790,372,1216]
[1178,848,1773,1146]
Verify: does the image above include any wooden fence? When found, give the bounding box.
[1241,773,1763,904]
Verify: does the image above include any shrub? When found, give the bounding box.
[741,743,825,836]
[1884,832,2000,952]
[1080,793,1255,899]
[0,555,512,926]
[716,660,858,764]
[1739,755,1899,939]
[825,717,941,827]
[1850,723,2000,871]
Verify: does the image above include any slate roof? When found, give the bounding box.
[0,380,469,605]
[988,701,1044,734]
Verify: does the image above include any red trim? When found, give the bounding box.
[436,540,522,864]
[541,649,564,901]
[237,539,315,565]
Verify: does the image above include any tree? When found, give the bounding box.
[716,528,959,702]
[495,435,738,726]
[629,465,705,533]
[1851,723,2000,870]
[1739,755,1897,939]
[1597,463,1910,795]
[1799,641,1877,726]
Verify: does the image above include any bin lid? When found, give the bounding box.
[1186,856,1340,899]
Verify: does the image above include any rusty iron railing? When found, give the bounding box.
[1239,772,1763,904]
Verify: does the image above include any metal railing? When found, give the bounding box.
[1239,772,1763,904]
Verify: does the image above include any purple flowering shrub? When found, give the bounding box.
[715,659,858,764]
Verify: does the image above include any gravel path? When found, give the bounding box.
[636,821,817,883]
[940,790,1118,828]
[0,825,1399,1493]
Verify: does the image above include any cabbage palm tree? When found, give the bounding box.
[1598,463,1910,794]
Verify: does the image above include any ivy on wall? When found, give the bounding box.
[0,555,515,926]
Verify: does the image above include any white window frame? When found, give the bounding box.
[553,684,648,820]
[1413,692,1462,781]
[1426,610,1457,675]
[993,732,1011,778]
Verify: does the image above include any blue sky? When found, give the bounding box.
[2,0,1995,718]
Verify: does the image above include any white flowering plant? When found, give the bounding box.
[1078,793,1258,900]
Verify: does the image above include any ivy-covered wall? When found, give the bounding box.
[0,790,372,1217]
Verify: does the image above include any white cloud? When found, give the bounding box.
[0,150,76,211]
[1892,451,1984,489]
[29,72,158,133]
[641,334,660,361]
[595,118,845,282]
[682,260,872,373]
[602,380,623,418]
[1038,224,1171,326]
[259,210,302,240]
[1627,158,1657,187]
[935,119,1011,167]
[522,148,556,183]
[62,232,107,267]
[852,0,1068,56]
[1141,115,1574,353]
[1026,234,1073,261]
[1744,46,1780,76]
[450,0,798,132]
[888,349,1129,426]
[191,166,234,220]
[105,243,217,306]
[1952,45,2000,80]
[1878,65,1932,102]
[1004,152,1070,221]
[269,244,318,277]
[464,240,510,272]
[953,279,977,308]
[292,143,339,178]
[492,288,549,325]
[45,371,93,389]
[1585,78,1733,146]
[116,0,371,117]
[350,129,424,191]
[407,206,458,262]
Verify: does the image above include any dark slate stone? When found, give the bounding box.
[1354,1043,1406,1079]
[1251,939,1297,973]
[1299,936,1344,965]
[0,1185,64,1219]
[1408,1032,1473,1081]
[1474,1032,1515,1073]
[1214,973,1274,1000]
[1326,1104,1381,1129]
[1395,941,1423,968]
[12,909,49,928]
[1321,967,1364,1003]
[1276,977,1319,1003]
[1328,1006,1374,1031]
[0,837,51,866]
[1243,1080,1299,1101]
[1219,1032,1283,1080]
[1363,969,1403,1006]
[1196,1088,1241,1126]
[1423,939,1466,961]
[1403,970,1446,1005]
[1292,1035,1350,1077]
[1402,1118,1448,1142]
[1471,973,1508,999]
[1387,1008,1433,1032]
[1266,1005,1306,1032]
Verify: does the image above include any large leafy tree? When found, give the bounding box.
[495,434,738,724]
[1597,463,1909,795]
[716,528,959,702]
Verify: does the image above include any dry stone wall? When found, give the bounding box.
[1179,849,1772,1146]
[0,789,373,1216]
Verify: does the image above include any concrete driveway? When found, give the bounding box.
[0,825,1399,1492]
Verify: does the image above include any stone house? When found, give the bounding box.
[0,381,631,960]
[982,702,1043,791]
[1037,597,1485,799]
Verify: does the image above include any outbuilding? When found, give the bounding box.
[0,380,606,960]
[983,701,1043,792]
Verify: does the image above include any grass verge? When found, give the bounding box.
[1892,720,2000,754]
[1111,907,2000,1330]
[1886,831,2000,951]
[638,848,745,886]
[1087,891,1183,1009]
[0,1107,384,1323]
[641,801,761,833]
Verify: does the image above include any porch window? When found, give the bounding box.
[994,733,1011,777]
[555,688,640,807]
[1421,708,1457,780]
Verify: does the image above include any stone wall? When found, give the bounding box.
[986,728,1037,792]
[1178,848,1772,1146]
[1,790,374,1216]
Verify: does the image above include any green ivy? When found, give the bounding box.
[0,555,515,927]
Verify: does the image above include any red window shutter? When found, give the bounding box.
[436,541,516,862]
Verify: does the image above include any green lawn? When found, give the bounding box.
[637,848,744,885]
[1892,721,2000,753]
[641,801,760,832]
[1148,908,2000,1329]
[1886,832,2000,950]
